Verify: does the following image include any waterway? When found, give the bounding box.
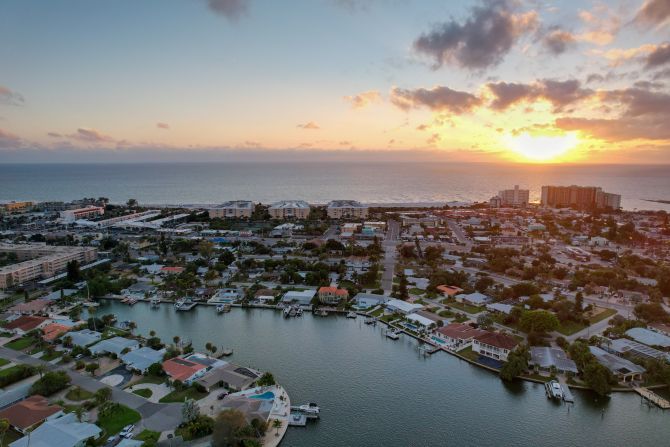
[95,301,670,447]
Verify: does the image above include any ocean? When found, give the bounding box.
[1,162,669,211]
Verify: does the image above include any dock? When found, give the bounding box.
[288,413,307,426]
[558,378,575,403]
[176,302,198,311]
[634,387,670,409]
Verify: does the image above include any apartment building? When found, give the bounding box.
[0,201,33,214]
[208,201,254,219]
[268,200,311,219]
[60,205,105,223]
[327,200,369,219]
[497,185,529,207]
[541,185,621,209]
[0,244,97,289]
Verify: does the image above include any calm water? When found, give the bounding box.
[2,162,670,211]
[93,301,669,447]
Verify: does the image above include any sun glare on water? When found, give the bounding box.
[504,132,580,162]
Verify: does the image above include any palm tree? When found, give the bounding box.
[128,321,137,335]
[272,419,282,436]
[149,330,156,337]
[205,342,212,354]
[173,335,180,348]
[74,406,85,422]
[0,418,9,446]
[35,365,46,379]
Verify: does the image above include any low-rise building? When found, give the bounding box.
[163,356,208,384]
[385,299,424,315]
[352,293,388,309]
[455,292,492,307]
[89,336,139,357]
[9,412,101,447]
[268,200,310,219]
[472,331,519,362]
[327,200,368,219]
[436,285,463,298]
[0,395,64,434]
[433,323,487,350]
[5,315,50,335]
[208,201,254,219]
[318,286,349,305]
[529,347,578,375]
[281,290,315,306]
[589,346,646,382]
[67,329,102,347]
[209,288,242,304]
[59,206,105,224]
[196,363,261,392]
[120,347,166,373]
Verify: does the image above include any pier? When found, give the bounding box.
[558,377,575,403]
[634,387,670,409]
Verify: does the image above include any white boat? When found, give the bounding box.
[364,316,377,325]
[150,297,160,308]
[283,307,292,318]
[126,297,138,306]
[292,403,320,417]
[545,380,563,400]
[386,330,400,340]
[217,303,231,313]
[295,307,303,317]
[175,298,197,311]
[315,310,328,317]
[346,311,357,319]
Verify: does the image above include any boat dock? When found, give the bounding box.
[288,413,307,426]
[558,378,575,403]
[634,387,670,409]
[176,302,198,311]
[418,344,441,355]
[290,406,319,419]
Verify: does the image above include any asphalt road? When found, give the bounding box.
[381,220,399,293]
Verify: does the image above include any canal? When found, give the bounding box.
[95,301,670,446]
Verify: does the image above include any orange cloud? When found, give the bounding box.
[297,121,320,130]
[343,90,381,108]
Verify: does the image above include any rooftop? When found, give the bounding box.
[210,201,254,209]
[327,200,366,208]
[626,327,670,348]
[269,200,310,209]
[0,395,62,431]
[589,346,646,375]
[9,412,101,447]
[529,347,578,373]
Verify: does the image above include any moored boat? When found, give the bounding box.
[346,311,357,319]
[545,380,563,400]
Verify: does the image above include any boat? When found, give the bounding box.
[364,316,377,325]
[126,297,138,306]
[150,297,160,308]
[216,303,231,314]
[291,403,320,417]
[175,298,197,311]
[174,298,185,310]
[545,380,563,400]
[386,330,400,340]
[283,307,292,318]
[295,307,303,317]
[315,309,328,317]
[346,311,357,319]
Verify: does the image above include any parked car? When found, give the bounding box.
[217,392,229,400]
[120,424,135,438]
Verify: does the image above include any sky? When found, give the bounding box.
[0,0,669,164]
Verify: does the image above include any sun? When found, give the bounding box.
[503,132,580,162]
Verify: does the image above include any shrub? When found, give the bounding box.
[30,371,71,396]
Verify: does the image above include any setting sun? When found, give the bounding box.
[504,132,580,162]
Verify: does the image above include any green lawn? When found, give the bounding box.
[4,336,36,351]
[556,320,587,336]
[369,307,384,317]
[65,386,94,401]
[159,387,208,403]
[458,347,480,362]
[40,350,62,361]
[96,404,141,435]
[132,388,153,398]
[125,374,165,388]
[589,308,617,324]
[445,301,483,314]
[409,288,425,295]
[0,364,30,379]
[0,358,10,367]
[135,429,160,447]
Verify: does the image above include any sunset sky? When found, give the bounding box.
[1,0,669,163]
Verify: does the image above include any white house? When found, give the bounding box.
[385,299,424,314]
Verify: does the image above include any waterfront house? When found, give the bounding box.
[281,290,315,306]
[208,288,242,304]
[66,329,102,348]
[529,347,578,375]
[120,347,166,374]
[254,289,277,303]
[318,286,349,305]
[160,266,185,276]
[9,412,101,447]
[42,322,73,342]
[472,331,518,362]
[385,299,424,315]
[602,338,670,363]
[437,285,464,298]
[455,292,492,307]
[0,395,63,434]
[121,282,156,300]
[352,293,388,310]
[434,323,487,351]
[163,356,208,384]
[589,346,646,382]
[625,327,670,348]
[89,336,139,357]
[5,315,50,335]
[405,313,436,330]
[196,363,261,392]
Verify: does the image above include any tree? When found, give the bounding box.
[128,321,137,334]
[272,419,282,437]
[30,371,71,396]
[182,398,200,423]
[74,406,85,422]
[173,335,181,348]
[500,346,529,381]
[476,313,493,330]
[575,292,584,313]
[94,387,112,405]
[66,260,81,282]
[85,363,99,376]
[583,361,613,397]
[212,409,247,447]
[199,240,215,262]
[398,273,409,300]
[257,372,276,386]
[0,418,9,446]
[519,310,559,335]
[127,198,138,208]
[147,362,165,377]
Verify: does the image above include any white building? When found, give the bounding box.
[327,200,368,219]
[497,185,529,207]
[208,201,254,219]
[268,200,310,219]
[60,206,104,224]
[385,299,423,314]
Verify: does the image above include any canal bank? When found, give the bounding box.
[93,300,670,447]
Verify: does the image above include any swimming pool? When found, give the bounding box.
[430,336,446,345]
[250,391,275,400]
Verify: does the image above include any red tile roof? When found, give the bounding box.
[436,285,463,296]
[4,315,49,332]
[162,357,207,382]
[0,395,62,431]
[318,286,348,296]
[474,331,519,351]
[161,266,184,273]
[42,323,72,341]
[436,323,486,340]
[8,299,52,314]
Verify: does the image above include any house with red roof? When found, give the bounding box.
[162,356,207,384]
[160,266,185,275]
[42,322,73,342]
[0,395,63,434]
[436,285,464,298]
[434,323,487,351]
[472,331,519,362]
[318,286,348,305]
[4,315,50,335]
[8,299,52,315]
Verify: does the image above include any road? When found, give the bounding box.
[0,347,182,432]
[381,220,399,293]
[447,219,471,247]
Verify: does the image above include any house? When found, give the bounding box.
[529,347,578,374]
[385,299,424,315]
[196,363,261,392]
[437,285,464,298]
[318,286,349,305]
[8,299,52,315]
[120,347,166,373]
[649,323,670,337]
[603,338,670,363]
[589,346,646,382]
[160,266,185,275]
[352,293,388,310]
[89,336,139,357]
[254,289,276,303]
[163,357,208,384]
[625,327,670,348]
[472,331,519,362]
[0,395,63,434]
[281,290,315,306]
[486,302,513,315]
[208,288,242,304]
[405,313,435,329]
[66,329,102,348]
[5,315,50,335]
[42,322,73,342]
[455,292,492,307]
[434,323,487,350]
[121,282,156,299]
[9,412,101,447]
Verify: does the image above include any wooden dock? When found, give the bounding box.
[634,387,670,409]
